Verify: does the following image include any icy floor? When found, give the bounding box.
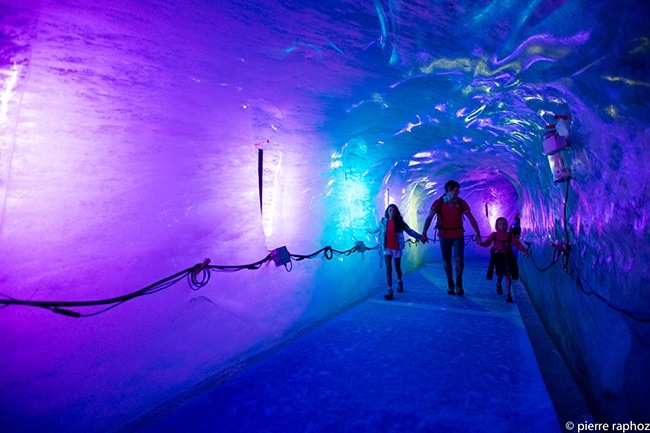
[122,259,589,433]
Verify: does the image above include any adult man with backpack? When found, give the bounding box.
[420,180,482,295]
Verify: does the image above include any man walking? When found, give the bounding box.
[420,180,481,295]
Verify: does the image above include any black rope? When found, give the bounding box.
[207,254,273,271]
[3,222,646,322]
[560,180,574,275]
[0,266,195,309]
[289,246,332,261]
[526,240,562,272]
[0,245,379,317]
[522,179,650,321]
[572,263,650,322]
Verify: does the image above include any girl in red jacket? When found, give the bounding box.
[479,217,528,302]
[368,204,421,300]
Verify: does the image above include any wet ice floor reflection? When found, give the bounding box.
[124,259,582,433]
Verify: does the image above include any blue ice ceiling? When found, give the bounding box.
[0,0,649,431]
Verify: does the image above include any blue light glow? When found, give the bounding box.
[0,0,648,430]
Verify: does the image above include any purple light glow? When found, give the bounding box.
[1,0,649,430]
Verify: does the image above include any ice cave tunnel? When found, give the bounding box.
[1,0,649,432]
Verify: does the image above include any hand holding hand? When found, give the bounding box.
[420,234,429,243]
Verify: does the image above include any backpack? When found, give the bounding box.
[433,195,467,233]
[509,222,521,238]
[490,232,512,251]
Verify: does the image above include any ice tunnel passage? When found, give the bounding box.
[1,0,649,431]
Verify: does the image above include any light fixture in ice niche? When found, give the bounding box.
[542,115,572,183]
[255,140,270,214]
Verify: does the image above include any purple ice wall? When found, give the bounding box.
[1,0,648,431]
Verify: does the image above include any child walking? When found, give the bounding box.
[369,204,421,300]
[479,217,528,302]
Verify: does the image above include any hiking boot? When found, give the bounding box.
[397,281,404,293]
[456,277,464,296]
[384,289,394,300]
[447,279,455,295]
[496,281,503,295]
[505,293,513,303]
